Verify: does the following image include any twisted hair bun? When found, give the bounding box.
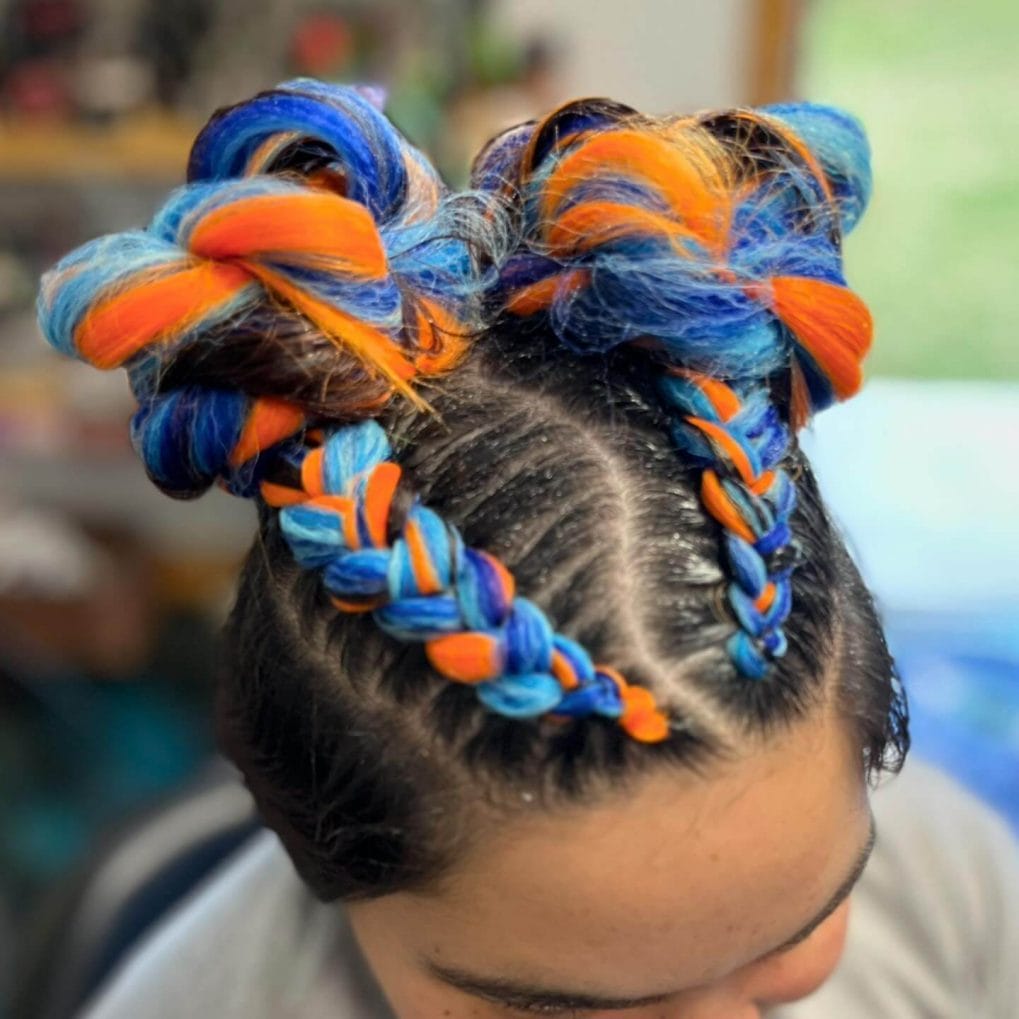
[475,97,873,427]
[38,79,498,499]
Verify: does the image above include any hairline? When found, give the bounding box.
[419,811,877,1012]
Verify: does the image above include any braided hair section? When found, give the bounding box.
[264,421,670,742]
[475,98,874,680]
[659,370,796,678]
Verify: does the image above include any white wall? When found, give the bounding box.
[492,0,754,114]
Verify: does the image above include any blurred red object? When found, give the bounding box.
[291,13,353,77]
[17,0,83,38]
[5,58,73,118]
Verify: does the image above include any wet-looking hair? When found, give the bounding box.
[38,80,907,902]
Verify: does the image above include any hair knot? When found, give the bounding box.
[476,97,874,423]
[38,80,495,499]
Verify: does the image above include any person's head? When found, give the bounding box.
[39,81,907,1017]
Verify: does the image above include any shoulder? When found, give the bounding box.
[773,759,1019,1019]
[866,759,1019,935]
[81,831,388,1019]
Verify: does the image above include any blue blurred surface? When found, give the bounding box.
[803,380,1019,832]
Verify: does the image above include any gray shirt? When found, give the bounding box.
[81,761,1019,1018]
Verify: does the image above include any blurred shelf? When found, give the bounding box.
[0,445,255,558]
[0,113,200,184]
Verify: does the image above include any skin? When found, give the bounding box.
[348,702,872,1018]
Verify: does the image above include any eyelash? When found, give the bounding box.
[503,998,586,1014]
[498,928,812,1018]
[508,1004,586,1017]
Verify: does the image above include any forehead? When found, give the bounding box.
[373,707,868,992]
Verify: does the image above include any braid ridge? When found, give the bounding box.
[658,370,797,678]
[265,420,671,743]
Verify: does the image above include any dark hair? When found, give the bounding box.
[38,80,908,906]
[219,321,907,901]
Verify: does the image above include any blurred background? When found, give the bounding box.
[0,1,1016,1016]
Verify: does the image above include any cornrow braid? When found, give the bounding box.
[474,97,874,680]
[659,370,797,678]
[263,420,670,742]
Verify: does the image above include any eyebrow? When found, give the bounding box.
[422,814,877,1013]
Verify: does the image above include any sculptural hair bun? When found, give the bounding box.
[38,79,497,498]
